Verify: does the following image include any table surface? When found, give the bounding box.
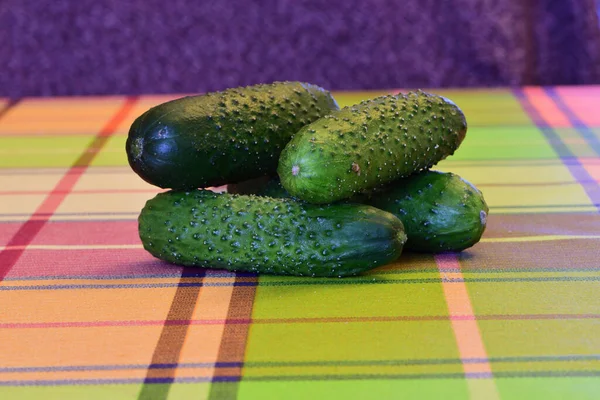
[0,87,599,400]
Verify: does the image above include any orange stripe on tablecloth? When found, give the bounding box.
[0,97,138,281]
[522,87,571,127]
[0,285,183,323]
[0,367,215,383]
[436,254,500,400]
[0,325,224,371]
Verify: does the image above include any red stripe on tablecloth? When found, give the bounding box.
[0,97,138,281]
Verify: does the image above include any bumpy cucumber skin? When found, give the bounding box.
[227,176,370,203]
[138,190,407,277]
[366,170,488,253]
[127,82,339,190]
[232,171,487,253]
[277,90,467,204]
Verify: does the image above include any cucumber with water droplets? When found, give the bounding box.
[278,90,467,204]
[127,81,339,189]
[138,190,407,277]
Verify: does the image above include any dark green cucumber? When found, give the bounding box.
[277,90,467,204]
[127,81,339,189]
[232,171,488,253]
[227,176,290,199]
[226,176,274,196]
[138,190,407,277]
[366,170,488,252]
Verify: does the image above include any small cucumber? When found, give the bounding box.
[127,81,339,189]
[366,170,488,252]
[278,90,467,204]
[138,190,407,277]
[231,171,488,253]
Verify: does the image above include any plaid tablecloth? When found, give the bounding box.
[1,87,599,399]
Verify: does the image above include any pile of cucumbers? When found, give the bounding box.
[126,82,488,278]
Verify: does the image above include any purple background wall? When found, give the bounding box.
[2,0,600,97]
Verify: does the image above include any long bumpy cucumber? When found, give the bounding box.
[278,90,467,204]
[366,170,488,252]
[127,81,339,189]
[138,190,407,277]
[230,171,488,253]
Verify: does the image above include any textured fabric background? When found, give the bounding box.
[2,0,600,97]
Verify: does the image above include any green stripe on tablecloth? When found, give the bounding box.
[0,136,94,168]
[238,379,469,400]
[429,89,533,127]
[91,135,129,167]
[477,319,600,362]
[251,268,448,319]
[2,377,599,399]
[496,377,600,399]
[243,320,460,378]
[450,126,558,160]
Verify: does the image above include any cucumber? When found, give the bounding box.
[126,81,339,189]
[231,171,488,253]
[227,176,289,199]
[227,175,373,204]
[366,170,488,252]
[226,176,273,196]
[277,90,467,204]
[138,190,407,277]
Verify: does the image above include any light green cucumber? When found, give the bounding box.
[277,90,467,204]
